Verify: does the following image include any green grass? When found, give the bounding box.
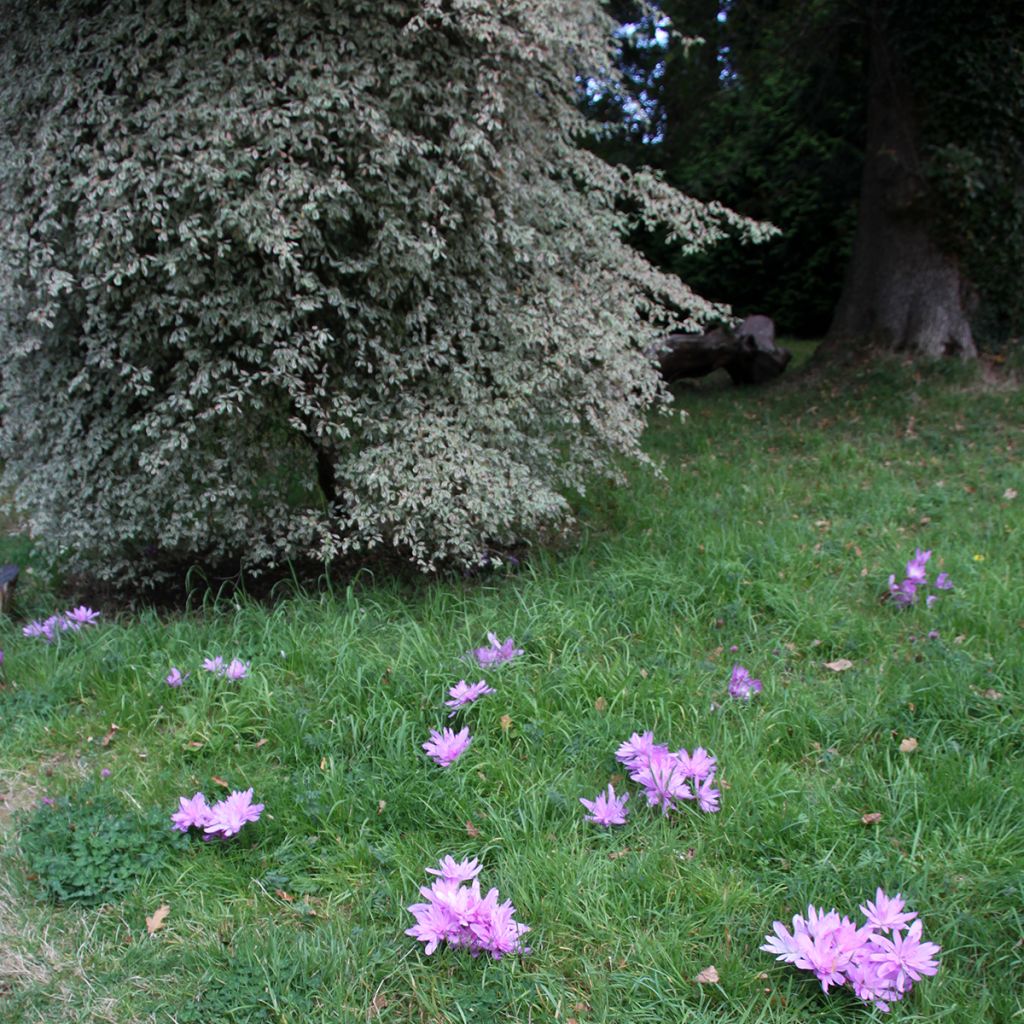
[1,353,1022,1023]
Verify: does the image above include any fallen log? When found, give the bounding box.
[656,314,791,385]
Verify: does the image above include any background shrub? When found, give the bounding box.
[0,0,771,585]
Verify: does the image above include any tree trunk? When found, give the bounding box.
[822,6,976,360]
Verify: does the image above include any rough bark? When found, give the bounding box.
[822,6,976,360]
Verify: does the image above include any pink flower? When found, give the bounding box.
[422,726,471,767]
[100,768,111,779]
[728,664,763,700]
[202,656,225,674]
[696,774,720,813]
[632,750,693,815]
[905,549,931,584]
[934,572,953,590]
[675,746,717,781]
[165,667,188,687]
[445,680,495,716]
[615,731,665,769]
[171,792,212,832]
[425,855,483,885]
[868,919,940,993]
[65,606,101,628]
[580,782,629,826]
[203,787,264,839]
[472,633,523,667]
[859,888,917,933]
[223,658,250,681]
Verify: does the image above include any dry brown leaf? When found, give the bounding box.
[377,800,387,814]
[696,966,719,984]
[899,737,918,753]
[254,738,268,748]
[186,741,204,750]
[639,668,649,679]
[825,659,854,672]
[101,723,119,747]
[594,696,607,712]
[465,819,480,838]
[368,991,389,1019]
[319,757,327,771]
[1004,488,1018,500]
[211,775,230,788]
[275,889,294,902]
[145,904,170,936]
[499,715,512,732]
[980,688,1004,701]
[861,812,883,825]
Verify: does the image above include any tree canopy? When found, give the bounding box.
[0,0,772,585]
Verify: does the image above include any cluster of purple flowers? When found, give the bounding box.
[165,656,250,687]
[728,664,762,700]
[171,787,264,840]
[598,731,721,819]
[23,606,101,642]
[762,890,940,1012]
[887,549,953,608]
[406,856,531,959]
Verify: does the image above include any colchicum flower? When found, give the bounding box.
[171,792,212,832]
[580,783,629,826]
[445,679,495,716]
[887,550,952,609]
[422,726,472,767]
[202,788,265,839]
[202,656,225,674]
[761,890,939,1012]
[165,667,188,687]
[728,664,763,700]
[406,859,530,959]
[472,633,523,667]
[614,733,721,817]
[223,658,250,680]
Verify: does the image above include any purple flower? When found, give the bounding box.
[905,549,931,584]
[615,731,665,770]
[728,664,763,700]
[202,656,225,674]
[472,633,523,667]
[165,667,188,687]
[223,658,250,681]
[859,888,917,933]
[203,788,264,839]
[674,746,717,781]
[422,726,471,767]
[580,782,629,826]
[65,606,101,628]
[888,575,918,607]
[425,855,483,885]
[632,750,694,815]
[23,615,69,642]
[100,768,112,779]
[868,919,940,993]
[171,792,212,832]
[406,866,530,959]
[695,774,720,813]
[445,679,496,716]
[41,795,55,806]
[934,572,953,590]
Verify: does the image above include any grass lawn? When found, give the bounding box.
[1,351,1021,1023]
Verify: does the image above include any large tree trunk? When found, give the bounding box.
[822,6,976,360]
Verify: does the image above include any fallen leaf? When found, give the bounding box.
[377,800,387,814]
[607,848,630,861]
[825,659,854,672]
[319,756,327,771]
[899,737,918,753]
[499,714,512,732]
[465,819,480,838]
[980,688,1004,701]
[145,904,170,935]
[211,775,230,788]
[696,966,719,984]
[861,812,883,825]
[368,992,388,1019]
[275,889,294,902]
[254,738,268,748]
[1004,488,1018,500]
[101,723,120,747]
[639,668,649,679]
[594,696,607,712]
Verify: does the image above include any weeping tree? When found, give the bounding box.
[0,0,772,585]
